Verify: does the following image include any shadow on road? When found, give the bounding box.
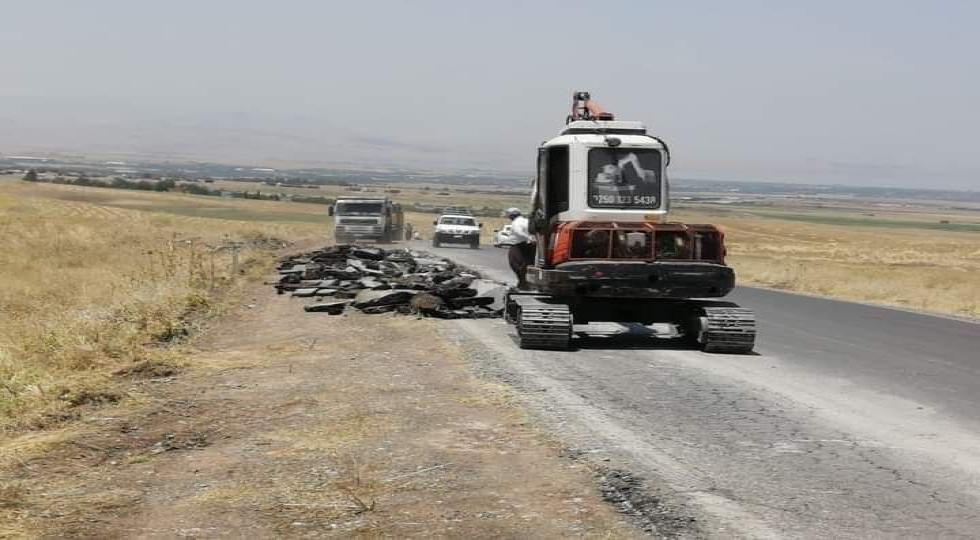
[573,335,698,351]
[505,332,697,352]
[569,322,692,351]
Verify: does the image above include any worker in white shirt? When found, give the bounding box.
[505,207,535,290]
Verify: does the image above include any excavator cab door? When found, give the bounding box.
[533,146,570,224]
[530,148,547,235]
[533,145,570,266]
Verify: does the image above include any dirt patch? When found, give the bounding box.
[60,389,122,408]
[0,282,638,538]
[114,359,181,380]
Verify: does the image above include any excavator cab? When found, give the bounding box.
[531,96,672,269]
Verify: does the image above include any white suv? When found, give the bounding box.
[432,214,481,249]
[492,224,517,247]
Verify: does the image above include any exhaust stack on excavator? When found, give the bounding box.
[567,91,614,123]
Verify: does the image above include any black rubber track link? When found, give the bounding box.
[700,306,756,354]
[518,304,572,350]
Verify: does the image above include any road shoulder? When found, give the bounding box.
[1,283,637,538]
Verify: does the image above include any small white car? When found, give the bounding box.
[492,224,517,247]
[432,214,481,249]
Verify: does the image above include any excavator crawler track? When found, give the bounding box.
[518,304,572,350]
[699,306,756,354]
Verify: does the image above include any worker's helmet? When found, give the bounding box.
[505,207,521,219]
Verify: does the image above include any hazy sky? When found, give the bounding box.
[2,1,978,189]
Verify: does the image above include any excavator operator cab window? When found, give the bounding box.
[587,148,662,209]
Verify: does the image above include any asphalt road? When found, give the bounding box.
[417,241,980,538]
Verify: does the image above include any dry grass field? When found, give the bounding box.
[671,208,980,318]
[0,180,326,431]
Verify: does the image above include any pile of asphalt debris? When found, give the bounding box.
[275,244,507,318]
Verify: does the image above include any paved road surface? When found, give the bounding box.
[417,241,980,538]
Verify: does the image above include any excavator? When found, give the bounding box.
[505,92,756,353]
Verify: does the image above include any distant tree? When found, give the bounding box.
[155,178,177,192]
[22,169,38,182]
[180,183,218,196]
[292,195,332,205]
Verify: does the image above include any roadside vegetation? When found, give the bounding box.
[671,209,980,318]
[0,180,325,432]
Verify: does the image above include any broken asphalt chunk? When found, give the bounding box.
[304,301,350,314]
[350,247,385,260]
[352,289,416,309]
[291,288,319,298]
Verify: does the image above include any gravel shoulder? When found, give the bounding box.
[1,280,638,538]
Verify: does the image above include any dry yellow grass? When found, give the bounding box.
[0,180,326,430]
[670,211,980,318]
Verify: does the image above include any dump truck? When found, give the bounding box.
[506,92,756,353]
[329,197,404,243]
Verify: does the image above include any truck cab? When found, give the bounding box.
[329,197,404,243]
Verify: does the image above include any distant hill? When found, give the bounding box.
[671,178,980,203]
[2,153,976,205]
